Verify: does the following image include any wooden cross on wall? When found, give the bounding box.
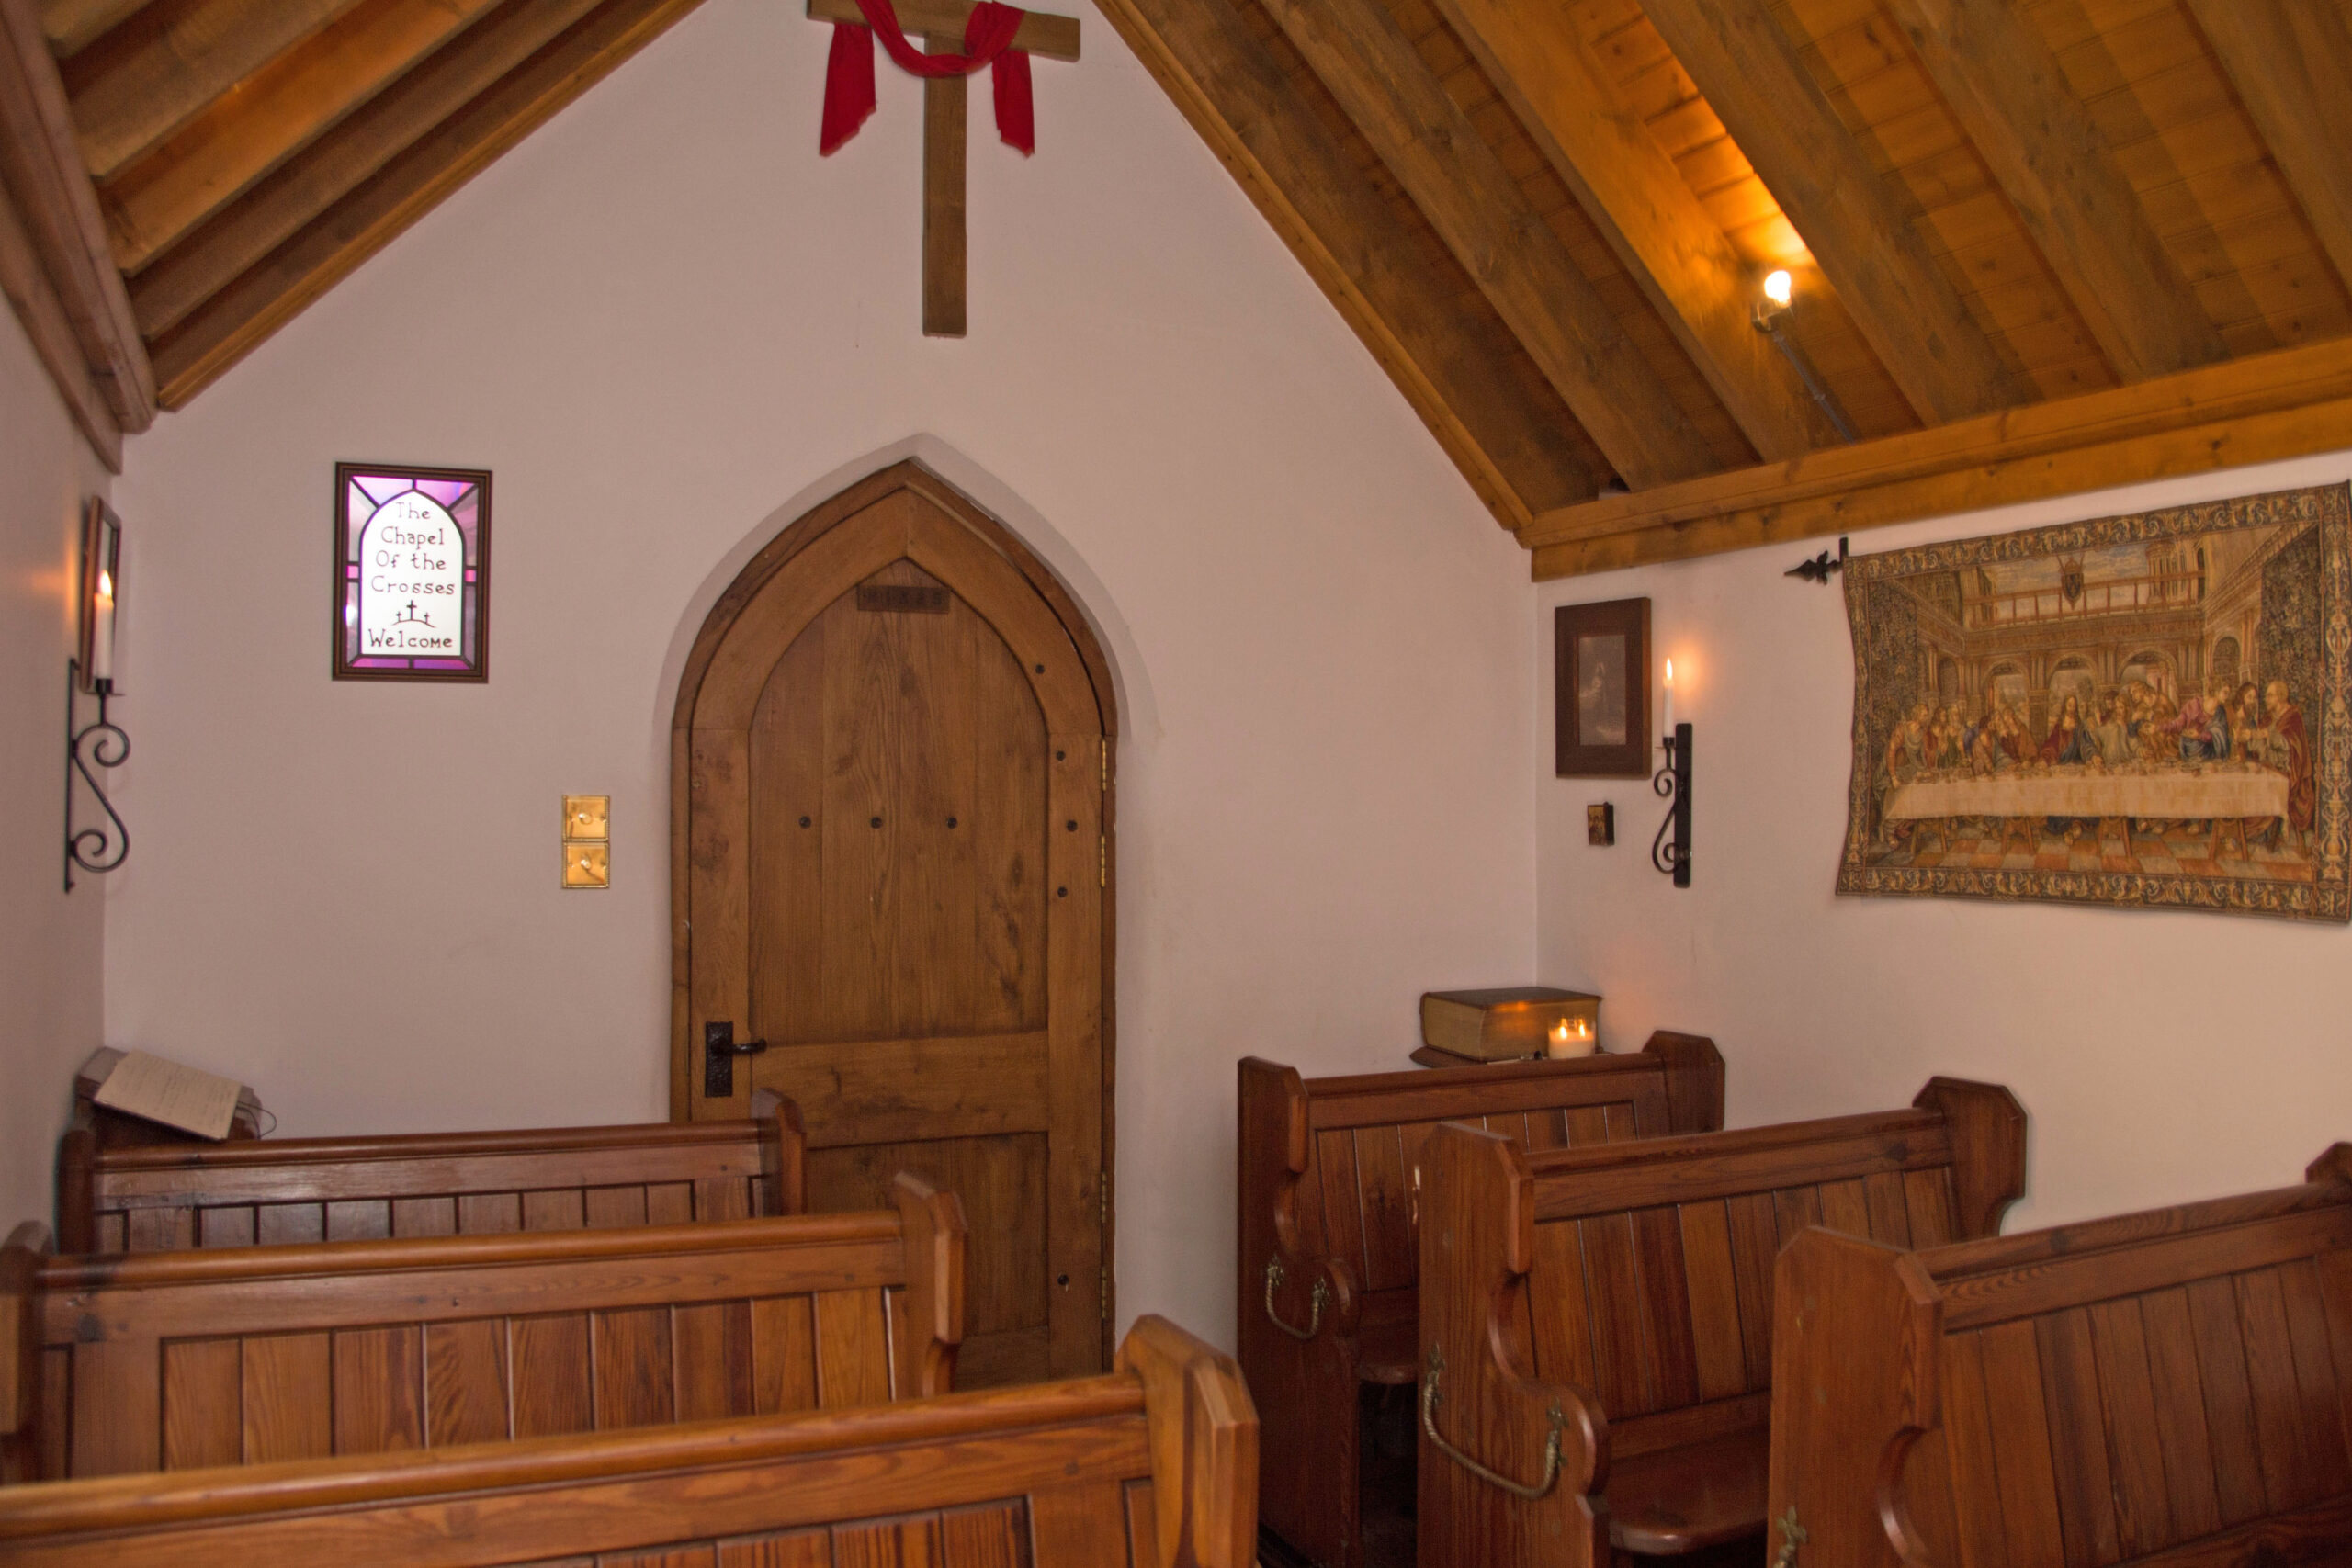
[808,0,1081,337]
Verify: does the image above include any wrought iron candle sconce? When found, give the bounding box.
[1650,722,1691,887]
[65,499,128,891]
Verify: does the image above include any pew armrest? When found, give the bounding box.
[890,1173,967,1398]
[1119,1315,1260,1568]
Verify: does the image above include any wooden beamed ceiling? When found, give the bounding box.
[1102,0,2352,574]
[0,0,708,460]
[1,0,2347,564]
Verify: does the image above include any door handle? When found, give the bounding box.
[702,1021,769,1099]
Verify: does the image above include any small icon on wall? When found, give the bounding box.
[1587,803,1615,847]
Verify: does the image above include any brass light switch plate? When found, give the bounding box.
[563,795,610,841]
[563,840,610,889]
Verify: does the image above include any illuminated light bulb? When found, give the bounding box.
[1763,269,1793,308]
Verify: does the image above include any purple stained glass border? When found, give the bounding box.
[333,461,492,683]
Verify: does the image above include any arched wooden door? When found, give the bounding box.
[672,462,1115,1383]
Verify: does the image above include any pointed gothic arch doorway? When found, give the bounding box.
[670,461,1117,1382]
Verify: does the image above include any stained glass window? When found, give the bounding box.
[334,463,492,682]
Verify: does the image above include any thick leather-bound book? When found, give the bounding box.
[1419,987,1600,1062]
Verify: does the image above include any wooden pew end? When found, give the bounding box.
[2306,1142,2352,1187]
[1120,1315,1261,1568]
[1417,1123,1609,1558]
[752,1090,808,1215]
[1636,1031,1725,1134]
[1911,1077,2027,1236]
[890,1170,968,1398]
[1,1223,52,1483]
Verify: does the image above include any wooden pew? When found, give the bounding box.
[0,1314,1255,1568]
[1771,1145,2352,1568]
[1415,1077,2025,1567]
[1238,1032,1724,1568]
[4,1170,961,1483]
[55,1090,806,1254]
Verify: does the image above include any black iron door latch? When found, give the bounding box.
[702,1020,768,1098]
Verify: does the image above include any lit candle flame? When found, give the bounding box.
[1665,658,1674,687]
[94,569,113,605]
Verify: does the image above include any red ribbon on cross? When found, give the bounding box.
[820,0,1035,156]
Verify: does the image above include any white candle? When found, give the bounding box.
[91,568,114,685]
[1661,657,1675,737]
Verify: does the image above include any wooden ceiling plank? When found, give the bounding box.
[102,0,508,275]
[1430,0,1833,459]
[1880,0,2227,383]
[65,0,369,183]
[2181,0,2352,300]
[1519,333,2352,576]
[129,0,607,340]
[1093,0,1599,523]
[0,0,151,428]
[38,0,145,58]
[1255,0,1722,488]
[1634,0,2025,424]
[146,0,710,406]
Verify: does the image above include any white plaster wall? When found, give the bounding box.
[103,0,1538,1348]
[1538,448,2352,1235]
[0,304,108,1231]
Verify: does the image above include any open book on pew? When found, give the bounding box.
[75,1047,264,1144]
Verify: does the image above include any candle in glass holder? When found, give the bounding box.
[91,569,115,685]
[1661,658,1675,737]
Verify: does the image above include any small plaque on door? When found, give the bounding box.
[856,583,951,614]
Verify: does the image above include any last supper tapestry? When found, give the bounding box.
[1836,481,2350,922]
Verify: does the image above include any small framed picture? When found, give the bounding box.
[1555,597,1650,776]
[334,462,492,682]
[1587,803,1615,845]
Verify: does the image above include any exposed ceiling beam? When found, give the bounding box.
[1256,0,1722,490]
[0,174,119,463]
[38,0,146,59]
[805,0,1079,60]
[129,0,611,344]
[101,0,506,274]
[1635,0,2024,427]
[146,0,707,405]
[1429,0,1832,461]
[0,0,149,451]
[2183,0,2352,302]
[1883,0,2225,383]
[1093,0,1598,524]
[1520,334,2352,578]
[60,0,368,182]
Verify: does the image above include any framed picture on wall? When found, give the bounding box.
[1555,597,1650,776]
[334,462,492,682]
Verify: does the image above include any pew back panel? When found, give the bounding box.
[28,1173,961,1481]
[1417,1078,2024,1568]
[1773,1146,2352,1568]
[0,1314,1255,1568]
[57,1093,808,1256]
[1238,1032,1724,1568]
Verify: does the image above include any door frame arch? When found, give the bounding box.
[667,459,1121,1363]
